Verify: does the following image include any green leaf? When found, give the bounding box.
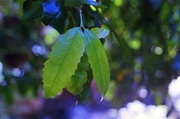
[67,70,87,95]
[43,27,85,98]
[67,54,89,95]
[77,54,90,71]
[84,29,110,96]
[23,0,43,21]
[77,68,92,102]
[77,80,91,102]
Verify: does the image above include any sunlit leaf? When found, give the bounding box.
[84,29,110,96]
[43,27,84,98]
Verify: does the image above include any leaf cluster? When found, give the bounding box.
[43,27,110,100]
[22,0,130,101]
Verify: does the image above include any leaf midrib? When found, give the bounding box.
[47,30,79,96]
[86,30,106,95]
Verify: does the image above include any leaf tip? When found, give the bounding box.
[100,95,104,102]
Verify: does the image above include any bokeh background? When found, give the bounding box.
[0,0,180,119]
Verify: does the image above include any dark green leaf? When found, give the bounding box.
[99,13,131,61]
[83,5,101,28]
[67,70,87,95]
[43,27,85,98]
[77,54,90,71]
[114,32,131,62]
[23,0,43,21]
[83,14,95,28]
[67,54,90,95]
[77,82,91,102]
[77,68,93,102]
[41,0,67,33]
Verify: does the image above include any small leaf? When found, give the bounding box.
[23,0,43,21]
[43,27,85,98]
[91,27,109,39]
[84,29,110,96]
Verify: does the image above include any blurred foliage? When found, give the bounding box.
[102,0,180,107]
[0,0,180,118]
[23,0,113,99]
[0,0,47,104]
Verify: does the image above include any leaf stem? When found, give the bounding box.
[79,8,85,29]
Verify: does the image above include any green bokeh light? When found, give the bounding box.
[129,39,141,50]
